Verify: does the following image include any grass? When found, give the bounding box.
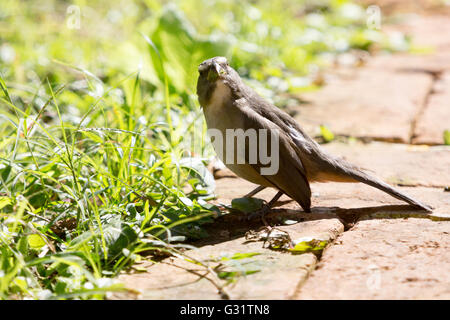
[0,72,218,299]
[0,0,408,299]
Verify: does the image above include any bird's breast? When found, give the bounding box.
[202,80,274,187]
[203,80,240,131]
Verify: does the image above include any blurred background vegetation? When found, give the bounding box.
[0,0,410,299]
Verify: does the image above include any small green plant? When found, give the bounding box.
[289,237,329,256]
[215,252,262,283]
[320,124,335,143]
[444,130,450,145]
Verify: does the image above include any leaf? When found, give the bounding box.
[217,269,260,280]
[0,164,11,182]
[17,235,29,254]
[132,266,148,273]
[231,197,264,213]
[0,197,12,210]
[28,234,46,249]
[13,277,28,292]
[444,130,450,145]
[148,5,231,93]
[80,131,104,143]
[142,34,166,87]
[180,157,215,195]
[200,202,221,214]
[289,237,328,255]
[103,217,138,258]
[0,75,12,103]
[179,197,193,208]
[221,252,261,261]
[68,230,95,250]
[320,125,335,142]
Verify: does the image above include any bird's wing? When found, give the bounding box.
[256,97,322,154]
[233,98,311,211]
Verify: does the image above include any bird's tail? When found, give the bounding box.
[332,162,433,212]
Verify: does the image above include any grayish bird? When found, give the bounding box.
[197,56,432,214]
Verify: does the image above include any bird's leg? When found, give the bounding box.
[266,191,284,208]
[244,185,266,198]
[247,191,284,221]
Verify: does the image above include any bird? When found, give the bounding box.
[196,56,432,215]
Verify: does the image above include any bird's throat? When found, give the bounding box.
[204,80,231,113]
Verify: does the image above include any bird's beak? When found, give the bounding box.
[207,62,224,82]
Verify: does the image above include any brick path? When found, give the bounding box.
[113,8,450,300]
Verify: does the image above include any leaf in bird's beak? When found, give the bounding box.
[207,62,224,82]
[207,68,218,82]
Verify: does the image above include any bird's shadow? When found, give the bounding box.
[192,203,433,247]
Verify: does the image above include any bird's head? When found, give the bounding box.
[196,56,232,107]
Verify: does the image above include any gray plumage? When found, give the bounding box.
[197,56,432,213]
